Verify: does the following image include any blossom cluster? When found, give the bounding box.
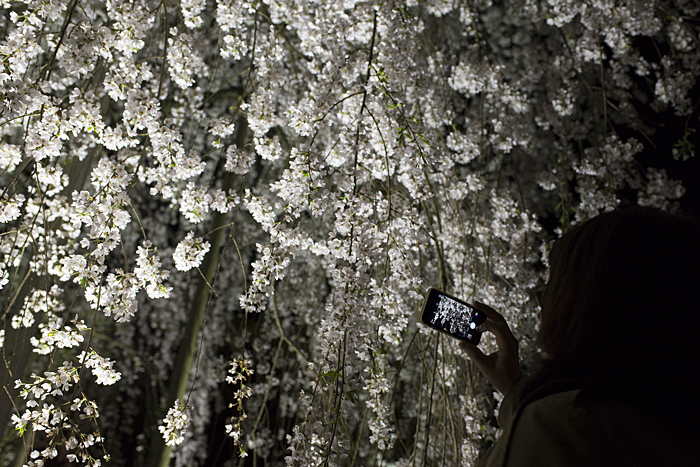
[13,362,108,466]
[159,400,191,447]
[225,358,254,457]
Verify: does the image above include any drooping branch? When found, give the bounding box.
[146,116,247,467]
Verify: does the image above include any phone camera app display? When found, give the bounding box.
[429,295,478,340]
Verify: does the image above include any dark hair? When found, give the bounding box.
[523,206,700,434]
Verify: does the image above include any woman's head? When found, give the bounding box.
[538,207,700,419]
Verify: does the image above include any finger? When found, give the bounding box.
[476,319,518,353]
[473,301,507,323]
[460,342,501,378]
[459,341,491,367]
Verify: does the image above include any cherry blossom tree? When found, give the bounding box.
[0,0,698,466]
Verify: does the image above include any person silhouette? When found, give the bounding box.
[460,206,700,466]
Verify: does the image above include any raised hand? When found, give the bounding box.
[459,301,523,395]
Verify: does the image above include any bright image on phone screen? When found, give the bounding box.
[430,295,479,341]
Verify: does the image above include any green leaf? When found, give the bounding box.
[320,370,340,381]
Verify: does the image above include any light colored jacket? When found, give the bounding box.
[480,380,700,467]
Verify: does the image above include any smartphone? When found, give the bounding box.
[419,288,487,345]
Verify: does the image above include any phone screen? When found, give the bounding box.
[420,289,486,344]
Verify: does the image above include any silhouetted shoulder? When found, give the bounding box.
[484,389,700,467]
